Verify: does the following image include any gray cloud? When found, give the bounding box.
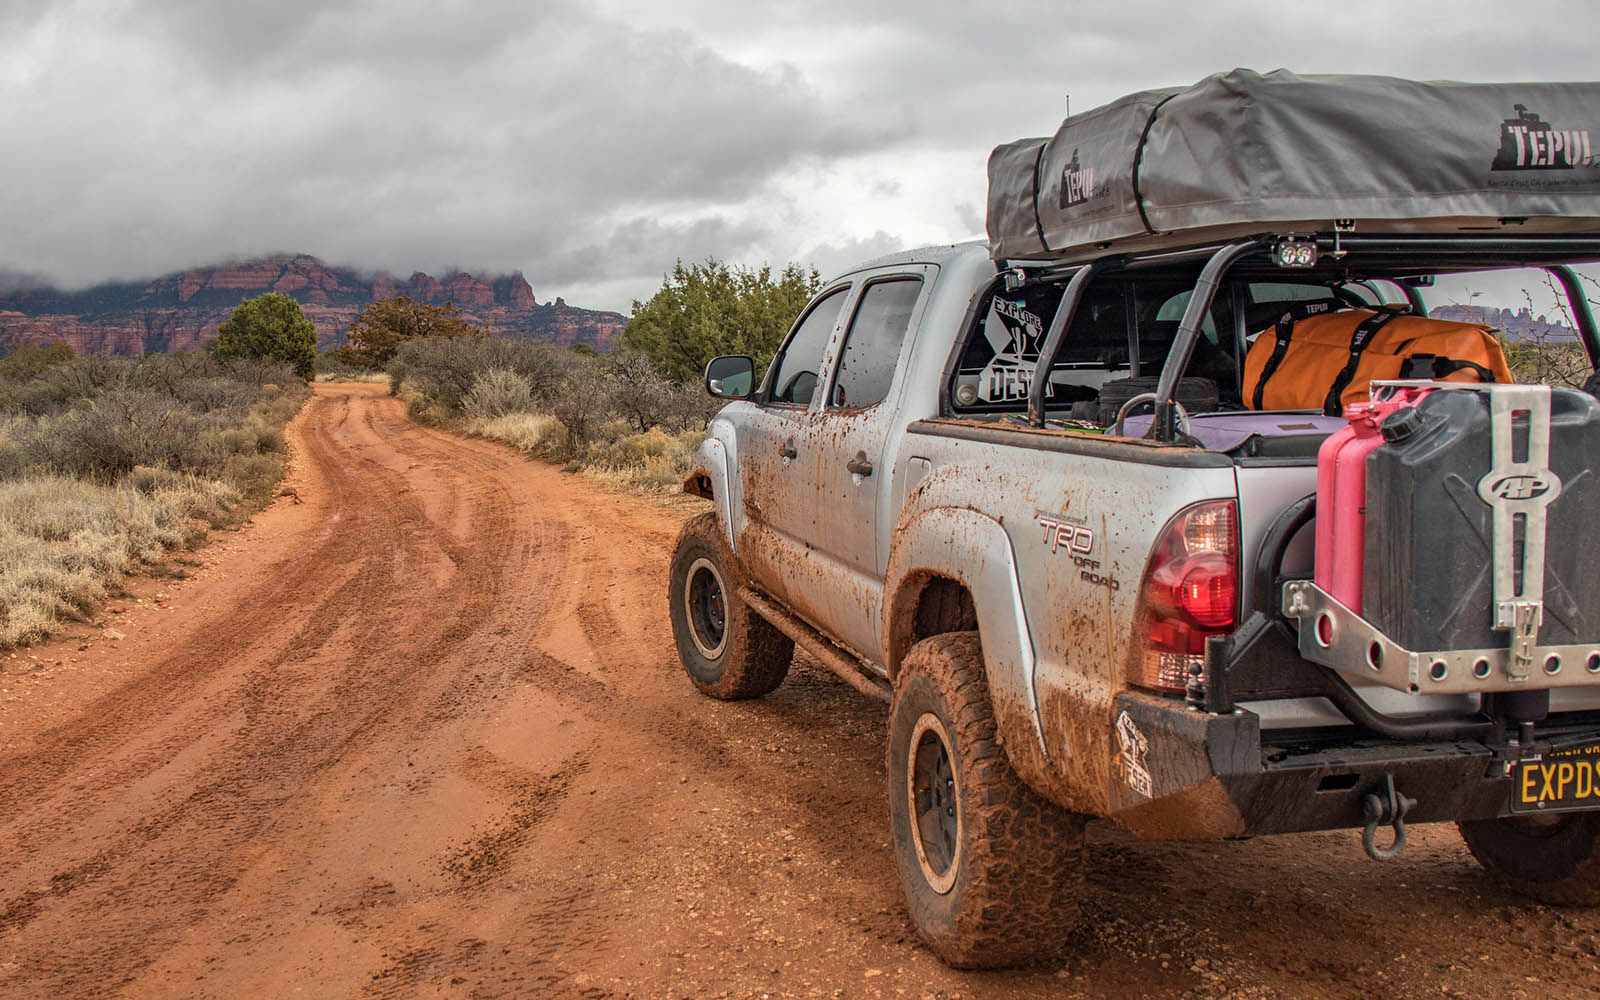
[6,1,1600,311]
[800,232,909,283]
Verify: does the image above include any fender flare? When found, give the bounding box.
[883,506,1050,765]
[683,435,736,551]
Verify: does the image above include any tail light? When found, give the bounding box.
[1134,500,1240,693]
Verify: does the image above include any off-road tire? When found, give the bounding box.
[1459,812,1600,905]
[887,631,1087,968]
[668,512,793,700]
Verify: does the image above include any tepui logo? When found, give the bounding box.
[1492,104,1594,171]
[1058,148,1095,208]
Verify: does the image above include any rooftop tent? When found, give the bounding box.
[986,69,1600,261]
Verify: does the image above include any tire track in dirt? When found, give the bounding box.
[3,383,1597,1000]
[0,385,574,996]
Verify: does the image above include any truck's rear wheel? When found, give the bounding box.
[1458,812,1600,905]
[669,513,793,700]
[886,631,1086,968]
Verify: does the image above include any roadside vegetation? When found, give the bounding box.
[374,260,820,492]
[217,291,319,379]
[1499,279,1600,390]
[1502,335,1595,388]
[0,341,308,648]
[313,351,389,383]
[391,339,717,491]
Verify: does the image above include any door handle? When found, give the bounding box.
[846,452,873,477]
[780,441,797,461]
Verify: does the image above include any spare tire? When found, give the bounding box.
[1094,376,1219,426]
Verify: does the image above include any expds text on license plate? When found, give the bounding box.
[1512,743,1600,813]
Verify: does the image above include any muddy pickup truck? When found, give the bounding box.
[667,70,1600,967]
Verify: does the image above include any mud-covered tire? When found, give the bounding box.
[1459,812,1600,905]
[668,513,793,700]
[886,631,1087,968]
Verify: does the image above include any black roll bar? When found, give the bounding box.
[1150,239,1265,441]
[1026,259,1112,427]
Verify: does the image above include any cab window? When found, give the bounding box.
[827,278,922,409]
[767,288,848,406]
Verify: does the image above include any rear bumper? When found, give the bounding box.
[1106,691,1600,839]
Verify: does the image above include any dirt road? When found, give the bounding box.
[1,382,1596,999]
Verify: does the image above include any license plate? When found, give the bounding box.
[1511,742,1600,813]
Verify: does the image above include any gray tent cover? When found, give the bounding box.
[987,68,1600,261]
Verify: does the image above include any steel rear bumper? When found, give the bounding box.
[1105,691,1598,840]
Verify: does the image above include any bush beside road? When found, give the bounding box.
[389,337,717,494]
[0,347,307,647]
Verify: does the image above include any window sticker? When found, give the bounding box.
[973,298,1047,403]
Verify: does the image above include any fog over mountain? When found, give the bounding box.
[5,0,1599,312]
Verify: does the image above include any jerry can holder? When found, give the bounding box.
[1282,579,1600,695]
[1286,381,1600,694]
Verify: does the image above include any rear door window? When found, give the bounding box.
[827,278,922,409]
[767,287,848,406]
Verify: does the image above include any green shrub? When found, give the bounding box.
[0,341,75,381]
[217,293,317,380]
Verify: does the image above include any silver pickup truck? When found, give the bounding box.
[667,238,1600,967]
[668,73,1600,968]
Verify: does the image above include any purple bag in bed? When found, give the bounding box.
[1117,412,1347,451]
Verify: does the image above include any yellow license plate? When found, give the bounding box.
[1512,742,1600,813]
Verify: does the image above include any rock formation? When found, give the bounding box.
[0,254,626,356]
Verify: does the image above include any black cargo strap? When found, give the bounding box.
[1131,94,1179,235]
[1323,309,1404,415]
[1252,301,1340,410]
[1030,143,1052,254]
[1398,353,1497,383]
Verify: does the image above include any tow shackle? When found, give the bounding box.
[1361,774,1418,862]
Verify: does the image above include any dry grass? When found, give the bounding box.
[314,372,390,384]
[0,358,308,648]
[582,426,704,492]
[0,473,241,646]
[464,411,566,456]
[466,412,704,494]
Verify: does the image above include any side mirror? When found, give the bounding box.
[704,355,755,399]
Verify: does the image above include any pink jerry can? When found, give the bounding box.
[1314,385,1434,612]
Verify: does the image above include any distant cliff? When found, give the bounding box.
[0,254,626,355]
[1430,304,1581,343]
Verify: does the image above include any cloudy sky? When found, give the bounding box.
[3,0,1598,313]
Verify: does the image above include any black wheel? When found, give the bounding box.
[668,513,793,700]
[886,631,1087,968]
[1459,812,1600,905]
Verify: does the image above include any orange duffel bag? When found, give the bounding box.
[1242,303,1514,414]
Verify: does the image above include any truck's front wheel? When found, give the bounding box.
[887,631,1086,968]
[1459,812,1600,904]
[669,513,793,700]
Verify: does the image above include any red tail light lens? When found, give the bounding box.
[1177,554,1236,628]
[1135,500,1239,693]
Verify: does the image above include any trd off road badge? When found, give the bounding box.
[1037,511,1094,556]
[1492,104,1595,170]
[1037,511,1121,591]
[1058,148,1095,208]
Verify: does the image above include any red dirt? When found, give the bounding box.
[1,382,1596,999]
